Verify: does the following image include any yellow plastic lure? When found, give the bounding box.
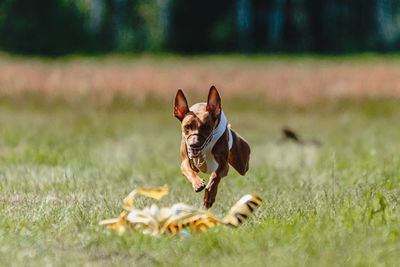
[99,186,262,236]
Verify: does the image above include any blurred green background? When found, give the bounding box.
[1,0,400,55]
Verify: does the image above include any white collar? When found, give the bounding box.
[207,110,228,151]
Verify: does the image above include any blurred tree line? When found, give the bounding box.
[0,0,399,55]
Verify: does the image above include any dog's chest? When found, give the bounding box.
[196,148,218,174]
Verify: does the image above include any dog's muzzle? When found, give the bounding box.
[184,133,213,159]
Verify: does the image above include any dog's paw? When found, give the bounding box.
[193,179,205,192]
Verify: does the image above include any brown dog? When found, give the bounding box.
[174,86,251,208]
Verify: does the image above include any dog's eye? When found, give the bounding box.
[184,125,191,130]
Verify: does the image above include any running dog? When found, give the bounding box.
[174,86,251,208]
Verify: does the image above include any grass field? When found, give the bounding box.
[0,55,399,266]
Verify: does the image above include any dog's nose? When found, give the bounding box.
[189,135,203,149]
[189,141,202,149]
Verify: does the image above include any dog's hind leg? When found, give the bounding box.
[228,128,250,176]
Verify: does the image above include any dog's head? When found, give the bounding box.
[174,86,222,157]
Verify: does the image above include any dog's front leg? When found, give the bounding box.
[180,159,206,192]
[204,158,229,209]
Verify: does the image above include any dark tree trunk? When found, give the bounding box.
[89,0,104,36]
[322,0,339,52]
[111,0,127,49]
[157,0,171,46]
[376,0,396,50]
[236,0,252,52]
[267,0,286,48]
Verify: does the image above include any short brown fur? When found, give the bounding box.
[174,86,250,208]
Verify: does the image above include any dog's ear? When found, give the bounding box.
[174,89,189,121]
[206,85,221,119]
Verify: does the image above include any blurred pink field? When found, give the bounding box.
[0,55,399,104]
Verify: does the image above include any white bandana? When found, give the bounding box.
[208,110,233,151]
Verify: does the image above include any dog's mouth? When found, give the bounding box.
[185,134,213,159]
[188,146,205,158]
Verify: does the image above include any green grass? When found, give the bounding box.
[0,98,399,266]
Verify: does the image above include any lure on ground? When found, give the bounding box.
[99,186,262,236]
